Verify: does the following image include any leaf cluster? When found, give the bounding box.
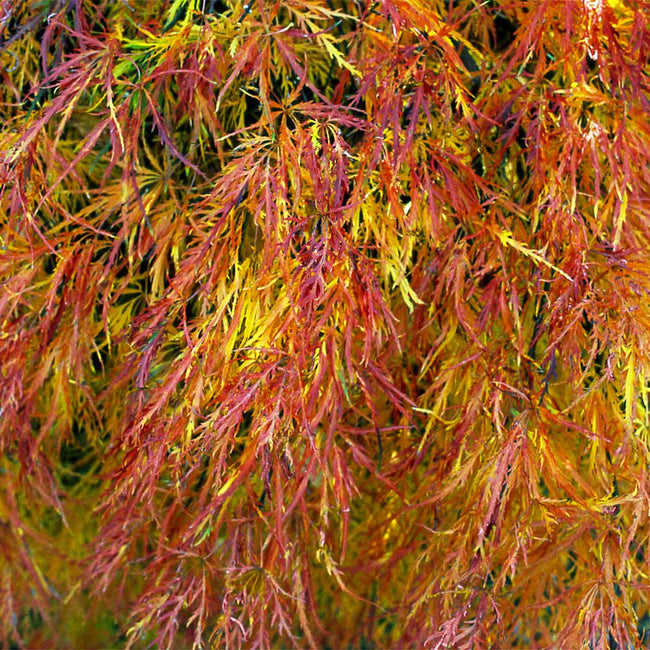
[1,0,650,647]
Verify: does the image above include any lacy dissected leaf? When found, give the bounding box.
[1,0,649,648]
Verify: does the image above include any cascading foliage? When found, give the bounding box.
[1,0,649,647]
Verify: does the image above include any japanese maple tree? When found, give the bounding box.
[1,0,650,647]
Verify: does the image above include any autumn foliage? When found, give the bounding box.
[1,0,650,647]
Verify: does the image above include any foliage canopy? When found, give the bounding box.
[1,0,650,647]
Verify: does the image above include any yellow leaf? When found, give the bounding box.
[624,353,635,429]
[497,230,573,281]
[613,191,627,248]
[319,34,360,77]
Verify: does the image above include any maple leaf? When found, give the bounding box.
[1,0,649,648]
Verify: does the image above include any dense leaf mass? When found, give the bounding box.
[1,0,650,647]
